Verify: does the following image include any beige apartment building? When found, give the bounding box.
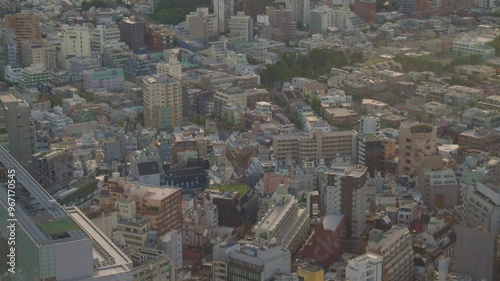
[417,155,459,209]
[142,74,182,130]
[4,11,41,42]
[61,25,92,58]
[367,226,414,281]
[114,217,152,249]
[272,130,356,167]
[20,39,58,69]
[398,121,437,177]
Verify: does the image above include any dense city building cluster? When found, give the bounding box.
[0,0,499,280]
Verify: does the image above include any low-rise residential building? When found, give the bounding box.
[323,107,359,126]
[453,36,496,60]
[417,155,459,209]
[461,108,500,129]
[226,242,292,280]
[424,101,447,116]
[458,128,500,150]
[454,64,497,80]
[345,253,383,281]
[130,248,177,281]
[479,95,500,111]
[114,217,152,249]
[83,68,125,93]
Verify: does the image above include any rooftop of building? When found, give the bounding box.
[327,164,367,178]
[128,248,167,267]
[66,206,133,276]
[323,214,344,231]
[409,123,434,134]
[368,225,410,245]
[118,217,151,227]
[228,241,289,265]
[460,128,494,138]
[361,134,380,142]
[211,184,248,195]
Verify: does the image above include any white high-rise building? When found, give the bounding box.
[161,230,183,270]
[309,4,368,33]
[359,115,380,135]
[319,165,368,239]
[91,25,121,53]
[346,253,383,281]
[228,12,254,42]
[62,25,91,58]
[214,0,234,33]
[157,49,182,80]
[286,0,310,26]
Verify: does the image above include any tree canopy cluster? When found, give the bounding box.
[488,36,500,56]
[394,53,482,75]
[260,49,364,87]
[81,0,119,10]
[151,0,211,25]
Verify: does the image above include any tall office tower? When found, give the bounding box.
[157,50,182,80]
[61,26,92,58]
[353,0,376,23]
[309,5,333,34]
[459,181,500,233]
[359,115,380,136]
[233,0,266,19]
[346,253,383,281]
[367,226,414,281]
[4,11,41,42]
[416,155,459,209]
[254,184,310,255]
[228,12,254,42]
[0,95,35,168]
[186,8,219,40]
[397,121,437,177]
[455,227,499,281]
[397,0,416,14]
[142,74,182,130]
[319,165,368,239]
[91,25,121,53]
[30,149,74,193]
[266,7,297,40]
[357,134,383,178]
[214,0,234,33]
[286,0,310,26]
[0,147,133,281]
[118,18,146,51]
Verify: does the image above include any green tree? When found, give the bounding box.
[468,54,482,65]
[311,96,321,116]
